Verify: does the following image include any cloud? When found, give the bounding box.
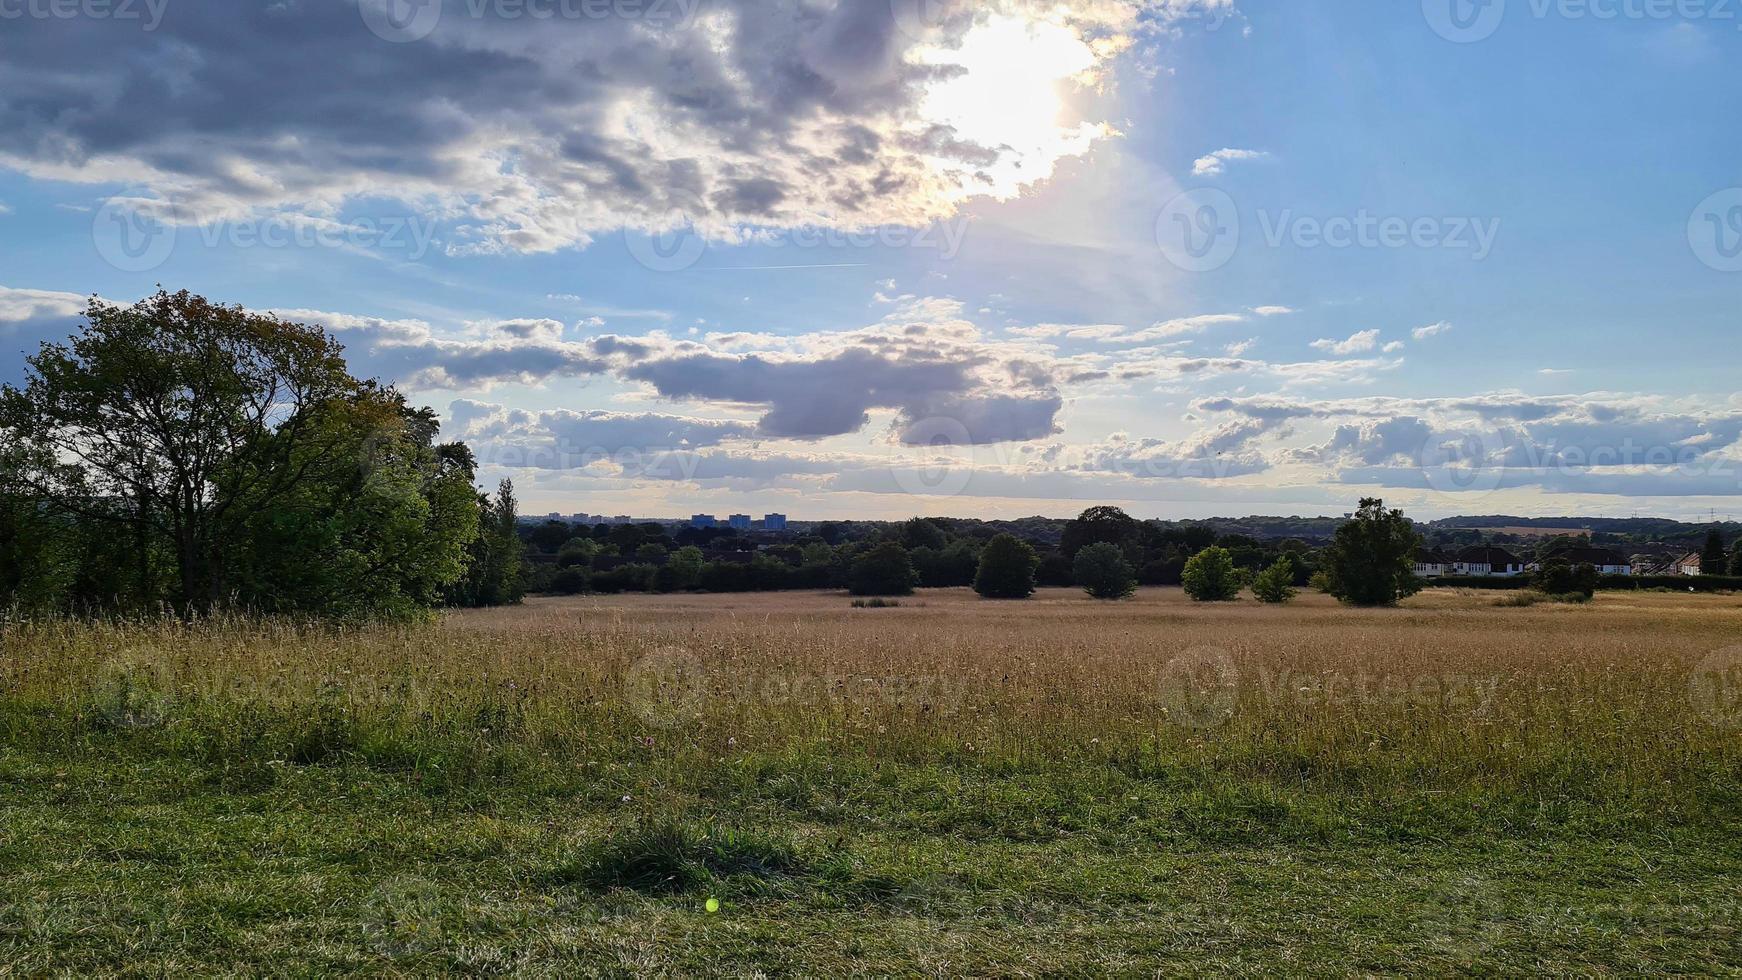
[0,0,1225,255]
[1200,391,1742,496]
[1191,147,1268,177]
[1250,305,1295,317]
[0,202,11,216]
[1310,329,1380,356]
[450,400,760,465]
[1412,321,1454,341]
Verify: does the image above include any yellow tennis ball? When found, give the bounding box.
[704,898,720,914]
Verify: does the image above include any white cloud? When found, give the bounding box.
[1191,147,1269,177]
[1412,320,1454,341]
[1310,329,1380,356]
[1250,305,1295,317]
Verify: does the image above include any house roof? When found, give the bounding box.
[1415,548,1453,563]
[1455,545,1522,565]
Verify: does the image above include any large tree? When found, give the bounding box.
[973,533,1039,599]
[1322,498,1423,607]
[0,290,482,618]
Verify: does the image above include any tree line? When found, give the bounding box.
[521,498,1430,608]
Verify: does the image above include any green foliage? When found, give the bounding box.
[849,542,919,596]
[0,290,499,620]
[900,517,949,551]
[1182,546,1242,602]
[1250,558,1299,604]
[973,533,1039,599]
[911,540,979,588]
[446,480,524,608]
[1533,560,1597,599]
[1323,498,1424,607]
[1730,542,1742,577]
[1702,528,1727,576]
[1073,542,1136,600]
[1060,506,1138,560]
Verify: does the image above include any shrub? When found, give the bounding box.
[1074,542,1136,600]
[849,542,919,597]
[1534,560,1597,599]
[1250,557,1299,604]
[549,567,589,595]
[973,533,1040,599]
[851,598,901,608]
[1182,546,1241,602]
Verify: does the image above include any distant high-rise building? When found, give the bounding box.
[763,513,788,531]
[728,514,752,530]
[691,514,719,529]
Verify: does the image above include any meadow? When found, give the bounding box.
[3,588,1741,973]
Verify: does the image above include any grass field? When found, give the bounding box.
[4,588,1742,973]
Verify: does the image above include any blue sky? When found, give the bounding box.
[2,0,1739,520]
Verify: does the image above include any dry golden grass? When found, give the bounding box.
[7,586,1736,803]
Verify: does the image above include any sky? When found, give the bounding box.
[1,0,1740,521]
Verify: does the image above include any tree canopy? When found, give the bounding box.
[0,290,517,619]
[1321,498,1423,607]
[974,533,1039,599]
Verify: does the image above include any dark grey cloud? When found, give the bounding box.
[0,0,1179,251]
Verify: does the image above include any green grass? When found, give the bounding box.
[4,745,1741,973]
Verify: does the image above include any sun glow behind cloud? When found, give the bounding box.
[916,15,1112,201]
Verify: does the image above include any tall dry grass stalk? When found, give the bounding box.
[3,588,1738,815]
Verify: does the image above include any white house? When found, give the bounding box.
[1454,546,1526,577]
[1675,553,1704,576]
[1413,548,1454,578]
[1555,547,1633,576]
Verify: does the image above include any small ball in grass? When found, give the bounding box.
[705,898,720,914]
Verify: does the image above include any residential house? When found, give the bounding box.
[1453,545,1526,577]
[1675,553,1704,576]
[1552,546,1633,576]
[1413,548,1454,578]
